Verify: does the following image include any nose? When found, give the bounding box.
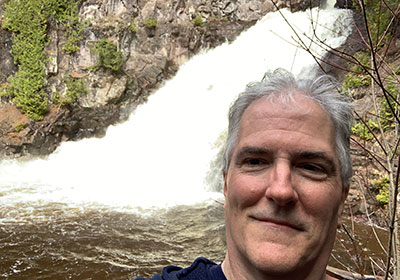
[265,160,298,207]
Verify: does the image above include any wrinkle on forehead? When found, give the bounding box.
[256,92,319,116]
[244,93,328,126]
[239,92,335,149]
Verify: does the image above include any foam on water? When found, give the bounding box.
[0,6,353,212]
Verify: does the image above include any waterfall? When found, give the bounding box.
[0,6,353,213]
[326,0,337,9]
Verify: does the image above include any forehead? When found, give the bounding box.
[237,93,335,152]
[243,93,328,122]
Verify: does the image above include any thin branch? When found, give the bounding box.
[331,250,353,272]
[301,2,400,112]
[369,256,385,277]
[269,0,326,72]
[390,138,400,163]
[354,110,389,156]
[360,0,400,124]
[342,224,365,275]
[351,137,389,172]
[384,152,400,280]
[358,177,388,255]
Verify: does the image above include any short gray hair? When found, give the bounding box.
[222,69,353,188]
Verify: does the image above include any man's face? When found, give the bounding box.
[223,93,348,279]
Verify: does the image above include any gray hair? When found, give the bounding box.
[222,69,353,188]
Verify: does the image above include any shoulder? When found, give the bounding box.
[164,257,218,279]
[182,257,218,269]
[135,257,220,280]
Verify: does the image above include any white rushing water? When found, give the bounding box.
[0,5,353,212]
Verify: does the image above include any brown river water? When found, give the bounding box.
[0,4,380,279]
[0,201,388,280]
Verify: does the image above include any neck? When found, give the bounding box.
[221,255,338,280]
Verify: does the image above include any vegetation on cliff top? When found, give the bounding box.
[89,39,124,73]
[52,76,87,107]
[2,0,83,120]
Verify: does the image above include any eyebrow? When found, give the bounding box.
[235,146,272,159]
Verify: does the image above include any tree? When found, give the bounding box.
[273,0,400,278]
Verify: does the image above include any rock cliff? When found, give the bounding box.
[0,0,337,157]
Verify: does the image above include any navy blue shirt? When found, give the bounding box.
[135,257,376,280]
[135,257,226,280]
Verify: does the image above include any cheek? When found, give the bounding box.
[227,174,266,209]
[298,183,342,219]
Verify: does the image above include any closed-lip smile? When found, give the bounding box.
[251,216,303,231]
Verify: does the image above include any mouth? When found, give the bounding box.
[251,216,304,231]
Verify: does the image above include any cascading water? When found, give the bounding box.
[0,4,352,212]
[0,4,360,279]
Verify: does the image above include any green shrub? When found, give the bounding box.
[373,176,390,205]
[343,51,371,89]
[343,72,371,89]
[351,76,399,140]
[379,76,399,130]
[3,0,48,120]
[2,0,83,120]
[192,14,203,27]
[52,77,87,106]
[14,122,27,132]
[62,20,87,54]
[144,17,157,28]
[129,22,138,33]
[62,77,87,106]
[45,0,85,54]
[89,39,124,72]
[0,82,14,98]
[358,0,400,49]
[351,119,379,140]
[376,187,389,205]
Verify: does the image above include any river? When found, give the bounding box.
[0,3,387,280]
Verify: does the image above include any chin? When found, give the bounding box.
[249,244,315,277]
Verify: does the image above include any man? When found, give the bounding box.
[136,69,354,280]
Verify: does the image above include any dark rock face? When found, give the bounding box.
[0,29,16,84]
[0,0,326,158]
[335,0,353,9]
[317,5,366,80]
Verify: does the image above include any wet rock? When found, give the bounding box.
[0,0,320,157]
[0,29,16,83]
[273,0,322,12]
[335,0,353,9]
[80,73,129,107]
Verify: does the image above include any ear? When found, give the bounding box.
[223,171,228,198]
[337,186,349,229]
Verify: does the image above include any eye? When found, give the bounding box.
[244,158,263,165]
[296,163,328,180]
[239,157,270,171]
[300,163,325,172]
